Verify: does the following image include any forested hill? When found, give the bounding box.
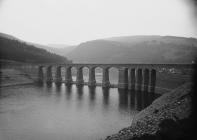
[67,35,197,64]
[0,33,71,64]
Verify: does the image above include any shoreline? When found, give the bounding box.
[0,68,35,88]
[0,82,35,88]
[105,82,192,140]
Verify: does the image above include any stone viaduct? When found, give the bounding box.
[38,63,193,93]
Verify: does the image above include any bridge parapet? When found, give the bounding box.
[38,63,193,68]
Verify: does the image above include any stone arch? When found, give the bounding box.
[70,66,77,81]
[94,66,103,84]
[108,67,119,85]
[82,66,89,82]
[60,66,66,81]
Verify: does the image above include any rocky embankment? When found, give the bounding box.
[0,68,34,87]
[105,82,194,140]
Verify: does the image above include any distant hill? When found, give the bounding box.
[67,35,197,64]
[27,43,77,56]
[48,44,70,48]
[0,33,71,64]
[47,44,77,56]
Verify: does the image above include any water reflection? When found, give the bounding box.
[65,84,72,100]
[76,85,84,100]
[44,82,158,111]
[102,88,110,106]
[46,82,53,88]
[0,82,159,140]
[118,89,129,111]
[88,86,96,108]
[135,90,156,111]
[129,90,135,107]
[55,83,62,93]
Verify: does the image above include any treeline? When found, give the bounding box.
[0,36,71,64]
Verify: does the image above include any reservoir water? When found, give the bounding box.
[0,77,157,140]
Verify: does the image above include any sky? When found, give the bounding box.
[0,0,197,46]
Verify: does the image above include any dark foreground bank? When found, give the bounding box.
[105,82,195,140]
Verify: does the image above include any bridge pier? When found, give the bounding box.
[143,69,149,92]
[136,69,142,91]
[129,68,136,90]
[88,67,96,86]
[102,68,110,87]
[56,66,62,83]
[150,69,156,93]
[38,66,44,82]
[65,67,72,84]
[46,66,53,82]
[76,67,84,85]
[118,67,128,89]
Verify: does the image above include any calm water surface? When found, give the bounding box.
[0,81,157,140]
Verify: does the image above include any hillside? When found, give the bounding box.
[67,36,197,64]
[47,44,77,56]
[0,33,71,64]
[20,42,76,57]
[0,32,19,40]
